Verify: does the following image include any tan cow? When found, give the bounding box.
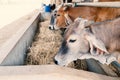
[54,17,120,66]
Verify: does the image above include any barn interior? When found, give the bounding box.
[0,0,120,80]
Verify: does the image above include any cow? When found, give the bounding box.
[49,5,97,30]
[49,0,120,30]
[54,17,120,66]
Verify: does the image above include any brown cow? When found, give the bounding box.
[49,6,97,30]
[49,0,120,30]
[95,7,120,22]
[54,17,120,66]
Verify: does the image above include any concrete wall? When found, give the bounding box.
[0,9,40,66]
[0,65,119,80]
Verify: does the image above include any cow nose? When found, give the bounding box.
[54,59,58,65]
[49,26,52,30]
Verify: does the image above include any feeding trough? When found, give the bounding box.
[0,2,120,80]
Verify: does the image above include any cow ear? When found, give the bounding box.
[63,6,69,11]
[85,32,109,55]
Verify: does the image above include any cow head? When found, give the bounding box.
[49,10,57,30]
[49,5,73,30]
[54,18,108,66]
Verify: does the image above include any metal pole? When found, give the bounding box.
[66,0,67,3]
[64,2,120,8]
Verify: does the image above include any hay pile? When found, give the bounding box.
[25,20,62,65]
[25,20,86,69]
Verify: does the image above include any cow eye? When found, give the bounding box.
[54,14,56,16]
[57,14,60,16]
[69,39,76,43]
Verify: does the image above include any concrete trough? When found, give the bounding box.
[0,9,40,66]
[0,65,119,80]
[0,9,119,80]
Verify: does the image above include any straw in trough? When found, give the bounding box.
[25,20,62,65]
[25,20,87,70]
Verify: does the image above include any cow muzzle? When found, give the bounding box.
[49,25,60,30]
[54,52,79,66]
[54,57,66,66]
[49,25,55,30]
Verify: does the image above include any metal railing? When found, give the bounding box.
[64,2,120,8]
